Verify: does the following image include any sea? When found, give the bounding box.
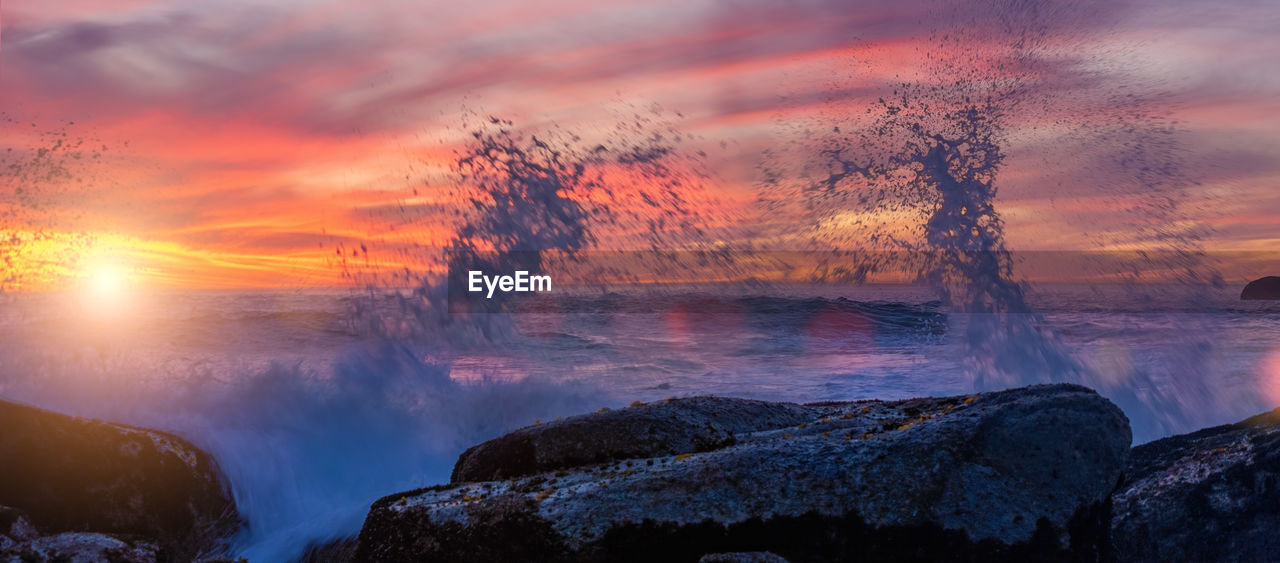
[0,282,1278,560]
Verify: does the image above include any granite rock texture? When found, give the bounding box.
[452,396,813,483]
[1113,407,1280,562]
[358,384,1131,562]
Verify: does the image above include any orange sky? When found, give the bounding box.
[1,0,1277,290]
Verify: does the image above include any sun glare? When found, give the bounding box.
[88,264,127,298]
[78,256,136,317]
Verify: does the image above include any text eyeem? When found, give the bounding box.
[468,270,552,299]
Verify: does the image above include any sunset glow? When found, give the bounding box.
[2,0,1278,290]
[3,3,1280,561]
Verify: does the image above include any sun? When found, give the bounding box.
[87,264,128,298]
[79,255,135,309]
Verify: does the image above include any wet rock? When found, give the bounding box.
[1112,407,1280,562]
[0,399,241,561]
[1241,276,1280,300]
[358,384,1130,562]
[451,396,813,483]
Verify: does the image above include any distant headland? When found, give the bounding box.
[1242,276,1280,300]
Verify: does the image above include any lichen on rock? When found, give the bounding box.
[1112,407,1280,561]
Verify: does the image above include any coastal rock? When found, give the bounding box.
[301,537,358,562]
[3,532,160,563]
[1,505,159,563]
[0,400,241,561]
[1241,276,1280,300]
[0,506,38,553]
[358,384,1131,562]
[1112,407,1280,561]
[451,396,813,483]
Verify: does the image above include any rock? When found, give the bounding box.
[0,399,241,561]
[1112,407,1280,562]
[451,396,814,483]
[1241,276,1280,300]
[699,552,789,562]
[357,384,1131,562]
[1,506,38,543]
[301,537,359,562]
[1,505,159,563]
[3,532,160,563]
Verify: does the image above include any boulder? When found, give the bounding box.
[1112,407,1280,561]
[1241,276,1280,300]
[0,399,241,561]
[451,396,813,483]
[357,384,1131,562]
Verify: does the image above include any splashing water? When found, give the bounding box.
[0,8,1271,563]
[0,331,608,561]
[761,0,1242,441]
[164,344,606,560]
[202,114,722,558]
[221,115,724,558]
[0,111,729,560]
[343,113,729,347]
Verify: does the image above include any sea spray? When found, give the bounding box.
[157,343,606,560]
[210,114,728,558]
[0,110,731,560]
[341,112,732,347]
[145,113,735,559]
[762,0,1237,441]
[766,97,1084,391]
[0,329,608,561]
[0,115,111,291]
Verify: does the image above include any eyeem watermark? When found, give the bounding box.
[468,270,552,299]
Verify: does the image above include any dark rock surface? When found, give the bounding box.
[6,532,160,563]
[451,396,813,483]
[0,399,241,561]
[0,505,39,554]
[358,384,1131,562]
[1241,276,1280,300]
[301,537,359,562]
[1,504,159,563]
[699,552,789,562]
[1112,407,1280,562]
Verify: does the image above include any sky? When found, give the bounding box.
[1,0,1278,290]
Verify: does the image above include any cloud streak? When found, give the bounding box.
[0,0,1276,288]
